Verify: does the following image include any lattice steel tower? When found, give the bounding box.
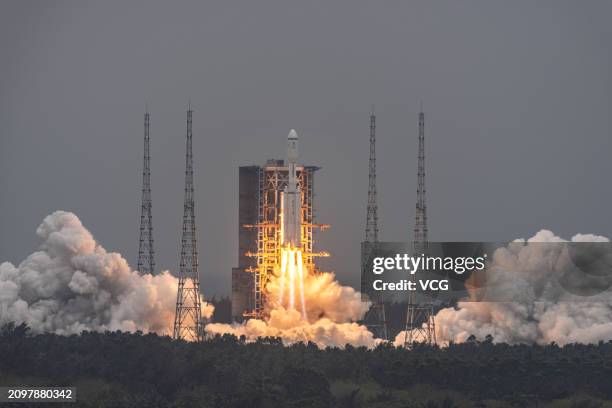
[404,106,436,347]
[173,105,204,342]
[365,109,378,244]
[137,108,155,275]
[362,109,388,340]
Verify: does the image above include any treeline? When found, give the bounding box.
[1,322,612,408]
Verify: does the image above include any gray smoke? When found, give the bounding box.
[0,211,213,335]
[394,230,612,346]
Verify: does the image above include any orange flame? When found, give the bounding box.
[277,245,307,319]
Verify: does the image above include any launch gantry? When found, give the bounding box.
[241,133,329,320]
[361,109,388,340]
[137,108,155,275]
[404,107,436,347]
[173,106,205,341]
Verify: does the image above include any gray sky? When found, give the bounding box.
[1,0,611,296]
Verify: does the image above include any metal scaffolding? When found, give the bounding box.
[362,109,388,340]
[242,161,328,319]
[404,107,436,347]
[173,106,204,341]
[137,108,155,275]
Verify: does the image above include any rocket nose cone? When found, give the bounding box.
[288,129,298,140]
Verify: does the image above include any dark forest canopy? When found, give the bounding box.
[2,323,612,408]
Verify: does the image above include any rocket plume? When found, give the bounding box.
[206,264,375,347]
[277,246,307,319]
[0,211,213,336]
[208,230,375,347]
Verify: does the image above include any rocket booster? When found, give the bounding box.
[281,129,301,248]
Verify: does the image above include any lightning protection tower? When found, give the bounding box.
[362,108,388,340]
[173,105,204,341]
[404,106,436,347]
[137,108,155,275]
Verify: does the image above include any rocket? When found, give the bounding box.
[281,129,301,248]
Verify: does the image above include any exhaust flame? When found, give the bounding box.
[207,250,376,348]
[277,246,307,319]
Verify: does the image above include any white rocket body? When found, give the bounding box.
[281,129,301,248]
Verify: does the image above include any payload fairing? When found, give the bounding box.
[281,129,301,248]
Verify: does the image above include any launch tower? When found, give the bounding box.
[232,131,328,321]
[404,107,436,347]
[361,109,388,340]
[173,106,204,341]
[137,108,155,275]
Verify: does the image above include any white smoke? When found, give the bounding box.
[206,308,376,348]
[0,211,213,335]
[394,230,612,346]
[266,269,370,322]
[207,269,377,348]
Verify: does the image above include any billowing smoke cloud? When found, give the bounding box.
[394,230,612,346]
[207,269,376,348]
[0,211,213,335]
[265,269,370,322]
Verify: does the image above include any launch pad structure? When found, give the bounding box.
[404,107,436,347]
[361,109,388,340]
[232,138,329,321]
[137,108,155,276]
[173,106,205,341]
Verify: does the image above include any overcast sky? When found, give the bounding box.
[1,1,611,296]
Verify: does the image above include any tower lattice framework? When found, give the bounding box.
[404,107,436,347]
[173,106,204,341]
[243,164,327,319]
[137,109,155,275]
[362,110,387,340]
